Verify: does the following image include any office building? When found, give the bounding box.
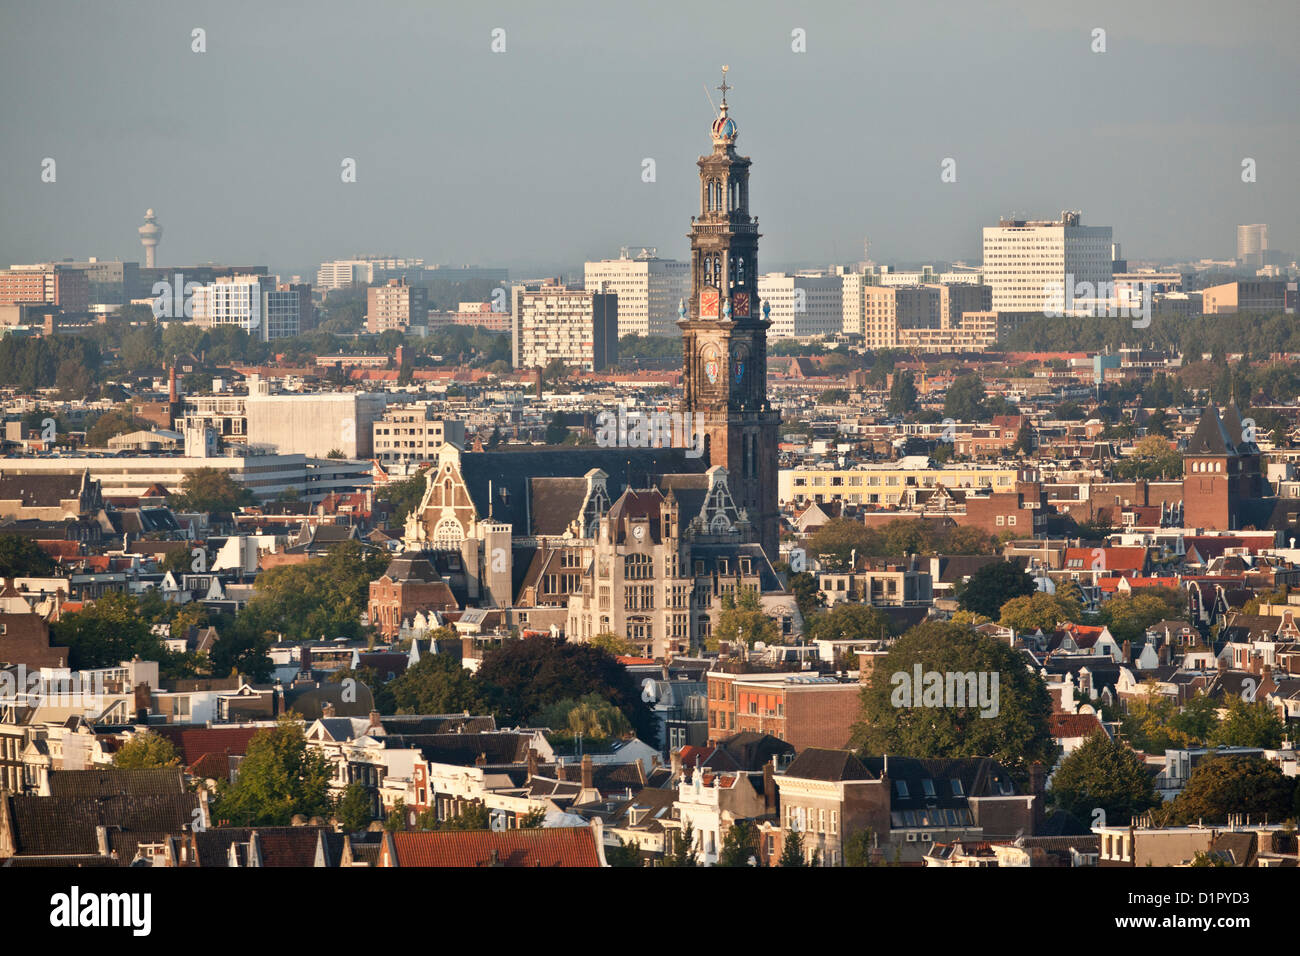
[757,272,844,340]
[510,283,618,371]
[191,276,312,340]
[584,249,689,337]
[366,278,428,333]
[982,212,1112,313]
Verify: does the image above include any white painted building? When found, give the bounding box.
[757,272,844,340]
[981,212,1112,313]
[585,250,690,337]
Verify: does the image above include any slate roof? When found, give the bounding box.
[46,767,186,799]
[3,792,200,857]
[783,747,874,782]
[457,446,709,537]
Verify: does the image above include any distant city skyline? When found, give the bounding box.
[2,0,1296,277]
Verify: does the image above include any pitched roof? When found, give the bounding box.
[783,748,874,782]
[46,767,186,799]
[386,827,602,867]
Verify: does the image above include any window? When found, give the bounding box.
[951,779,964,796]
[921,778,935,798]
[894,780,909,799]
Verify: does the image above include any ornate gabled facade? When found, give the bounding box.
[566,466,785,658]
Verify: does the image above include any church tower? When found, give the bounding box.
[680,68,780,558]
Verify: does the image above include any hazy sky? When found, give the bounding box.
[2,0,1296,278]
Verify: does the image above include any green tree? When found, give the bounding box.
[888,370,918,415]
[956,561,1037,619]
[384,653,495,716]
[475,636,653,741]
[335,782,375,831]
[113,731,181,770]
[239,540,387,643]
[998,591,1083,634]
[707,587,779,651]
[806,602,892,644]
[377,467,430,527]
[779,828,810,866]
[51,591,171,670]
[842,828,877,866]
[385,800,408,832]
[786,570,823,622]
[852,622,1057,784]
[544,411,571,444]
[212,716,334,826]
[1164,754,1295,826]
[716,820,759,867]
[1209,696,1285,749]
[590,631,639,657]
[519,808,546,829]
[0,534,56,577]
[661,822,699,867]
[943,374,988,422]
[170,467,256,512]
[1098,589,1186,644]
[806,518,878,570]
[1113,435,1183,480]
[535,693,633,739]
[606,836,643,867]
[1047,731,1159,826]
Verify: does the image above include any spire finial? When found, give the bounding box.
[717,65,731,106]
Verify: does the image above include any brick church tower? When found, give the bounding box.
[679,68,781,558]
[1183,402,1265,530]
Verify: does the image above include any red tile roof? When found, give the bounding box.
[1049,713,1106,740]
[385,827,602,867]
[152,726,261,768]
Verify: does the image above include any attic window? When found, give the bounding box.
[894,780,909,799]
[921,778,936,797]
[951,779,963,796]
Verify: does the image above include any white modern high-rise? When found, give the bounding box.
[1237,224,1268,267]
[584,249,689,337]
[757,272,845,340]
[981,212,1112,313]
[192,275,309,341]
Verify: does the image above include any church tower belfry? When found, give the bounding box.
[680,68,780,557]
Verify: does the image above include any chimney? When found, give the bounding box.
[1217,656,1228,673]
[322,702,335,719]
[555,757,567,782]
[581,753,593,790]
[476,752,488,767]
[1158,642,1170,666]
[670,749,682,779]
[369,710,382,731]
[1029,761,1045,797]
[169,366,178,404]
[763,760,777,815]
[133,682,152,724]
[1121,639,1132,662]
[526,747,538,781]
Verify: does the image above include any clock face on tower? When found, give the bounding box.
[733,291,750,318]
[700,286,720,319]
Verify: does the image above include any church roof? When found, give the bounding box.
[1186,405,1238,457]
[457,446,708,537]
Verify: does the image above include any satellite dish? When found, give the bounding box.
[641,678,659,703]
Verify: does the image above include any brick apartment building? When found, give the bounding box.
[706,672,860,750]
[367,554,458,640]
